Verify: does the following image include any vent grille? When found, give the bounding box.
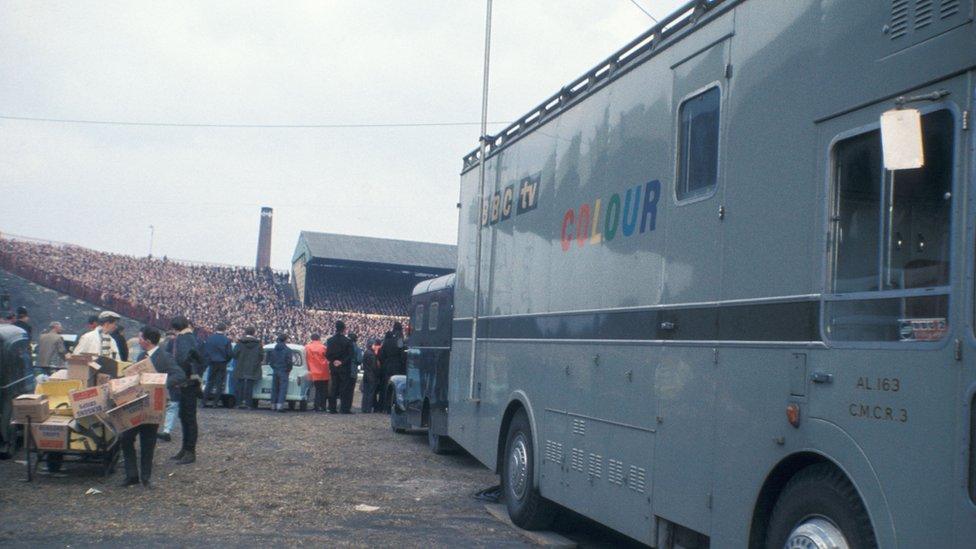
[915,0,934,29]
[572,419,586,436]
[970,394,976,504]
[545,440,563,464]
[571,448,585,472]
[588,453,603,479]
[628,465,647,494]
[941,0,960,18]
[608,459,625,486]
[890,0,911,38]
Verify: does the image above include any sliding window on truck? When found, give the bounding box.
[826,109,954,343]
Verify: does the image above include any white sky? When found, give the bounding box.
[0,0,687,270]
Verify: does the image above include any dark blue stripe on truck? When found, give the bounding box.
[453,300,820,342]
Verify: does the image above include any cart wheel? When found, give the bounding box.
[299,400,308,412]
[46,453,63,473]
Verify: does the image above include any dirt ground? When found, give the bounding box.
[0,407,530,548]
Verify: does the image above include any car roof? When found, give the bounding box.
[262,343,304,352]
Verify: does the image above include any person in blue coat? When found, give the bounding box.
[201,324,233,408]
[269,334,293,412]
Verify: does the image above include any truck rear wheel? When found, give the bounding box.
[502,409,556,530]
[765,463,876,549]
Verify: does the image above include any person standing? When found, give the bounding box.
[120,326,185,487]
[325,321,354,414]
[202,324,233,408]
[36,321,66,370]
[232,327,263,409]
[269,334,293,412]
[378,328,405,412]
[305,333,329,412]
[168,316,204,464]
[112,325,130,362]
[360,338,381,413]
[13,306,32,341]
[74,311,121,359]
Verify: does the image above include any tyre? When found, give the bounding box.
[45,453,63,473]
[502,409,557,530]
[765,463,877,549]
[299,400,308,412]
[390,406,406,434]
[428,427,451,455]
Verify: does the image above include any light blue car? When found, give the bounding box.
[210,343,310,410]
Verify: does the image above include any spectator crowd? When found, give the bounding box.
[0,237,407,344]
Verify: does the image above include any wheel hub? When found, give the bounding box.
[508,433,529,500]
[785,517,849,549]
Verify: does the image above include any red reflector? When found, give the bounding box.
[786,403,801,428]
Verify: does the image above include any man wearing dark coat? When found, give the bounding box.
[232,327,263,409]
[325,321,355,414]
[202,324,233,408]
[120,326,185,488]
[167,316,205,464]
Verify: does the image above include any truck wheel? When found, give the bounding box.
[765,463,877,549]
[502,409,556,530]
[428,427,451,455]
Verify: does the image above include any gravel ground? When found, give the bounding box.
[0,408,529,548]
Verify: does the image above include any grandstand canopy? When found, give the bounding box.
[292,231,456,273]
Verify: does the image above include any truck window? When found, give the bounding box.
[676,86,720,201]
[429,302,439,331]
[414,304,425,333]
[826,109,953,342]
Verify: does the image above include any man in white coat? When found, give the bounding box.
[73,311,121,359]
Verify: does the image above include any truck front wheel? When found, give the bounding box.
[502,409,556,530]
[765,463,876,549]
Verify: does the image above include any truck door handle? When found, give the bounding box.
[810,371,833,384]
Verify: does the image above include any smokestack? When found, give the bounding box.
[256,207,273,270]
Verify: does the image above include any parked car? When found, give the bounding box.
[251,343,310,410]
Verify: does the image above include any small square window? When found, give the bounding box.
[676,87,721,201]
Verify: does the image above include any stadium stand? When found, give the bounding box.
[0,236,409,343]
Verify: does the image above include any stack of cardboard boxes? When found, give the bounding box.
[12,354,169,453]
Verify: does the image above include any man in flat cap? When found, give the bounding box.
[73,310,121,359]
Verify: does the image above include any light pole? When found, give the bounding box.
[148,225,155,258]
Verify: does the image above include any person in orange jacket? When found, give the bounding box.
[305,333,330,412]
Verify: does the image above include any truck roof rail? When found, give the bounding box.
[462,0,729,172]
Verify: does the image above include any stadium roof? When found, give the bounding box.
[292,231,456,272]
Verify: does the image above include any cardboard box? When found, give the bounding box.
[109,375,145,405]
[140,373,168,424]
[66,357,101,387]
[35,379,85,416]
[29,416,72,450]
[122,358,156,377]
[49,368,69,380]
[96,373,111,386]
[95,356,122,378]
[100,393,150,434]
[68,384,111,418]
[12,394,50,424]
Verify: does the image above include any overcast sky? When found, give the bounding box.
[0,0,686,270]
